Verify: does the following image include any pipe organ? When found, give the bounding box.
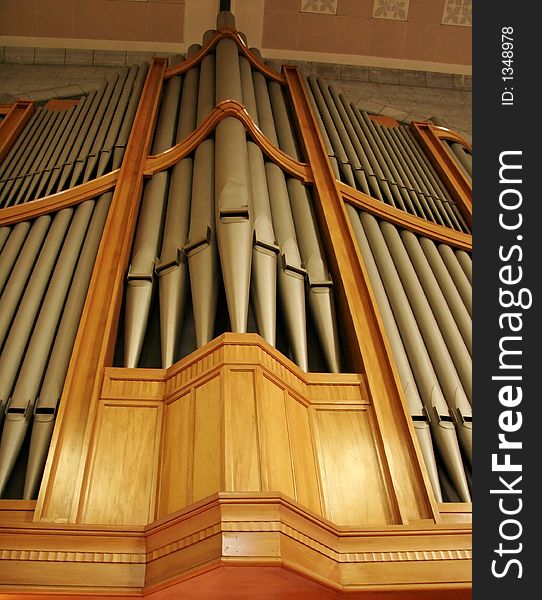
[0,11,472,599]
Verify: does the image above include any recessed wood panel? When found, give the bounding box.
[224,370,261,492]
[159,392,193,518]
[192,376,222,502]
[256,372,295,498]
[80,402,162,525]
[285,394,322,514]
[313,408,392,526]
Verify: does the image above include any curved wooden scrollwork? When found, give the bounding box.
[429,124,472,154]
[145,99,312,184]
[340,182,472,252]
[165,28,285,84]
[0,170,119,226]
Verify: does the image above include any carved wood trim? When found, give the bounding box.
[0,494,471,597]
[144,99,312,183]
[0,170,119,226]
[34,59,168,526]
[0,100,35,164]
[410,122,472,229]
[430,125,472,153]
[282,65,439,525]
[340,182,472,252]
[165,29,285,84]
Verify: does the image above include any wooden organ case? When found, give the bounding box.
[0,13,472,599]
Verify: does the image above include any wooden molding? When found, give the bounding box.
[369,114,399,128]
[165,28,284,84]
[34,58,167,526]
[144,99,312,184]
[0,493,471,598]
[340,182,472,252]
[0,170,119,226]
[430,125,472,153]
[410,122,472,229]
[282,65,439,525]
[0,100,35,164]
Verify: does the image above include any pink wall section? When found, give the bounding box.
[263,0,471,66]
[0,0,185,44]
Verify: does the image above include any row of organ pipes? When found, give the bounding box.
[0,11,472,503]
[0,65,147,497]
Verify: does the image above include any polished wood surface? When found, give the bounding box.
[0,493,471,598]
[340,182,472,252]
[0,170,118,226]
[34,58,167,525]
[283,65,438,525]
[165,28,285,84]
[144,99,313,183]
[410,121,472,229]
[0,100,35,164]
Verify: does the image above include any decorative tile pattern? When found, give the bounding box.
[301,0,338,15]
[442,0,472,27]
[372,0,409,21]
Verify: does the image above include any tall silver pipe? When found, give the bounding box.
[304,79,341,181]
[347,205,442,500]
[0,209,73,423]
[112,64,149,170]
[420,238,472,354]
[253,68,309,370]
[398,127,468,232]
[0,216,51,350]
[185,37,219,348]
[24,105,76,202]
[0,108,45,189]
[240,55,279,346]
[80,68,129,183]
[373,121,441,222]
[0,200,95,495]
[312,77,369,193]
[348,103,414,212]
[359,211,470,501]
[56,80,109,192]
[269,76,341,371]
[45,91,97,196]
[381,221,472,461]
[156,46,200,368]
[265,162,308,371]
[2,109,54,203]
[455,249,472,284]
[96,65,139,177]
[24,193,111,499]
[123,70,182,368]
[401,230,472,398]
[438,244,472,316]
[0,222,31,297]
[306,76,356,188]
[0,228,9,255]
[215,35,253,334]
[12,110,64,204]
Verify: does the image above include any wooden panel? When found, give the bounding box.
[283,65,437,523]
[256,372,295,498]
[313,408,392,526]
[285,394,322,514]
[80,402,162,525]
[159,392,193,518]
[224,370,261,492]
[192,376,222,502]
[35,59,166,524]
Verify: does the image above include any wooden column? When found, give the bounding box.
[0,100,35,163]
[34,59,167,524]
[410,122,472,229]
[283,65,438,524]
